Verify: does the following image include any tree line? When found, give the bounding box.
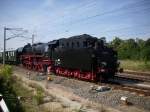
[108,37,150,61]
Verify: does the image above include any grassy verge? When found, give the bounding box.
[0,65,24,112]
[120,60,150,72]
[12,78,40,112]
[0,65,40,112]
[0,65,112,112]
[0,66,73,112]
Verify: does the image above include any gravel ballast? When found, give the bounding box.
[49,75,150,112]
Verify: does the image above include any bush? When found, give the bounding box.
[0,65,12,81]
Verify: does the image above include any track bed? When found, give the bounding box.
[13,66,150,112]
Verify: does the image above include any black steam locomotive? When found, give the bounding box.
[0,34,119,81]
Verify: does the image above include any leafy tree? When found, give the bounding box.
[141,38,150,62]
[141,46,150,63]
[109,37,150,61]
[110,37,122,49]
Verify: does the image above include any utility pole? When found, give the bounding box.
[32,34,34,45]
[3,27,27,66]
[3,27,6,65]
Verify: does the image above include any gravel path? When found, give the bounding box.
[49,74,150,112]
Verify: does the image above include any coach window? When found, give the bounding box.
[12,52,14,56]
[66,42,69,47]
[77,42,80,47]
[62,43,64,48]
[10,52,11,56]
[72,42,74,48]
[83,41,87,48]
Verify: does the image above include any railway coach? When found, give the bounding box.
[0,50,18,65]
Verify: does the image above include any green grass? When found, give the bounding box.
[120,60,150,72]
[0,65,39,112]
[0,65,24,112]
[13,79,40,112]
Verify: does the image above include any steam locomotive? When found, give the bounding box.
[0,34,119,81]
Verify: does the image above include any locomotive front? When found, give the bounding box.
[94,40,118,80]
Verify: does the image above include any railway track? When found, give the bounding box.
[124,70,150,76]
[119,85,150,96]
[116,72,150,82]
[108,81,150,96]
[108,76,150,96]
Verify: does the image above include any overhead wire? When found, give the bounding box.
[43,0,150,40]
[99,24,150,34]
[111,31,150,38]
[67,0,150,25]
[64,0,150,38]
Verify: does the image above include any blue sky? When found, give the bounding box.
[0,0,150,50]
